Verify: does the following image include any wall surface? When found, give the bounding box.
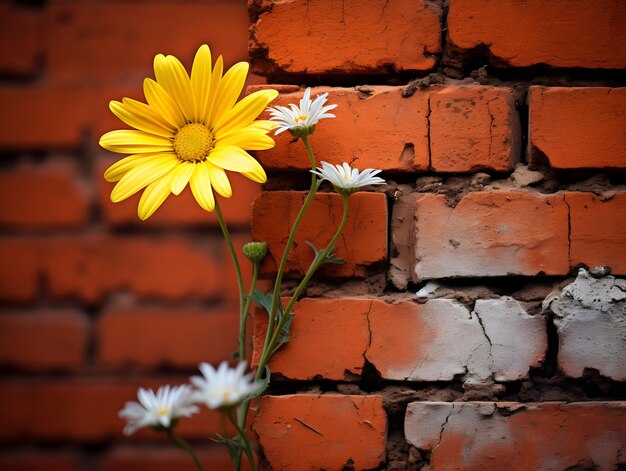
[0,0,259,469]
[248,0,626,470]
[0,0,625,470]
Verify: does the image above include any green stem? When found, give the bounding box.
[166,428,205,471]
[257,193,350,375]
[228,408,256,471]
[261,133,319,376]
[239,262,259,361]
[214,199,246,359]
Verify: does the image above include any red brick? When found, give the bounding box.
[412,191,570,280]
[0,379,225,442]
[253,85,430,172]
[0,163,89,229]
[448,0,626,69]
[0,452,82,471]
[250,0,441,75]
[0,311,87,371]
[0,239,42,302]
[253,394,387,470]
[429,86,521,172]
[47,1,249,85]
[45,236,223,302]
[528,87,626,169]
[252,191,387,277]
[98,308,239,370]
[255,84,520,172]
[0,86,130,149]
[98,159,260,228]
[0,4,43,75]
[405,401,626,471]
[252,298,370,380]
[99,447,235,471]
[567,193,626,274]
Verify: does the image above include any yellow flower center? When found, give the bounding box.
[173,123,214,162]
[158,407,170,416]
[294,114,308,123]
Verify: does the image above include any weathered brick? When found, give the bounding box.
[253,395,387,470]
[255,84,520,172]
[254,85,430,172]
[250,0,441,75]
[0,379,224,442]
[99,447,234,471]
[98,308,239,370]
[252,191,387,277]
[405,402,626,471]
[545,268,626,381]
[252,298,370,380]
[366,298,545,382]
[45,236,223,302]
[98,160,260,228]
[412,191,570,280]
[0,311,87,371]
[47,1,249,84]
[0,163,89,229]
[567,192,626,274]
[429,86,521,172]
[0,4,43,75]
[528,87,626,169]
[448,0,626,69]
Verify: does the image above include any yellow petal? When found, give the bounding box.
[122,97,176,133]
[243,120,277,133]
[189,161,215,212]
[241,169,268,184]
[138,172,173,220]
[104,153,156,182]
[143,78,186,128]
[216,127,275,151]
[214,89,279,137]
[208,61,248,127]
[99,130,174,154]
[109,100,173,138]
[110,154,178,202]
[191,45,212,122]
[207,145,261,173]
[170,161,195,195]
[206,162,232,198]
[154,54,195,123]
[203,55,224,126]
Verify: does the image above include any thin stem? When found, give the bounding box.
[228,408,256,471]
[239,262,259,361]
[257,193,350,375]
[214,199,246,357]
[261,133,319,375]
[166,428,205,471]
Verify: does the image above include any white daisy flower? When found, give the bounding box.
[191,361,263,409]
[119,384,199,435]
[267,87,337,137]
[312,161,386,195]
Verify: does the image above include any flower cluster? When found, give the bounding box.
[119,361,262,435]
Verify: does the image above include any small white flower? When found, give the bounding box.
[119,384,199,435]
[191,361,263,409]
[267,87,337,137]
[312,161,386,194]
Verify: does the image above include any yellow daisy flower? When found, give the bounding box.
[100,44,278,220]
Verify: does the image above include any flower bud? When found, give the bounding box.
[243,241,268,263]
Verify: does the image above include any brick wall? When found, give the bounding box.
[1,0,625,470]
[0,1,258,469]
[249,0,626,469]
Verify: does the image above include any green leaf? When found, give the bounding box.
[213,435,243,460]
[272,313,294,355]
[244,290,283,316]
[242,365,271,402]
